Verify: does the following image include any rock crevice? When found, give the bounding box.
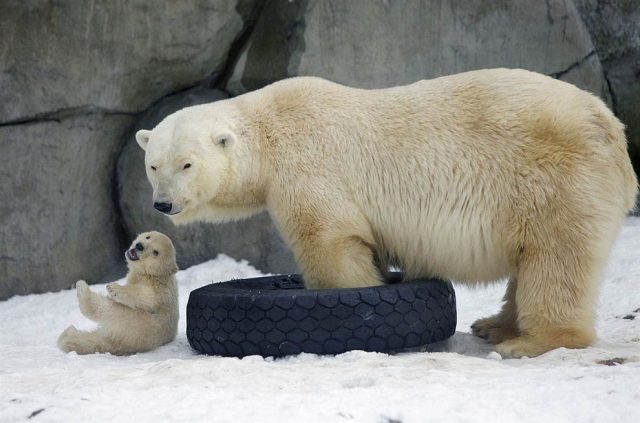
[549,50,597,79]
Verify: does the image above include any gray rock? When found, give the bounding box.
[0,0,264,299]
[0,0,260,123]
[0,114,134,299]
[574,0,640,196]
[574,0,640,62]
[227,0,609,102]
[117,87,297,274]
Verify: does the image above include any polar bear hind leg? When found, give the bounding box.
[495,210,621,358]
[76,280,113,322]
[57,326,119,355]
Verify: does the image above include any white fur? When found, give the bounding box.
[57,232,179,355]
[137,69,638,357]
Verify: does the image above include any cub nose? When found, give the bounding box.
[154,202,172,214]
[135,242,144,252]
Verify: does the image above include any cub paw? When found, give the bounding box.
[106,283,121,299]
[76,280,90,301]
[57,325,79,352]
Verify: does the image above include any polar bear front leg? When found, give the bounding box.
[282,208,383,289]
[296,233,383,289]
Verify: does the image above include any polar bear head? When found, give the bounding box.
[125,231,178,276]
[135,103,263,225]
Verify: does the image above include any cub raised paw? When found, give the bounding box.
[106,283,122,299]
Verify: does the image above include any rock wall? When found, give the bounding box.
[574,0,640,179]
[0,0,264,298]
[227,0,610,102]
[2,0,639,299]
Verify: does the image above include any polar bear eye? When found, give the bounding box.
[153,250,159,256]
[183,163,191,169]
[150,166,157,171]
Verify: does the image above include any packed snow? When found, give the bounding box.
[1,220,640,423]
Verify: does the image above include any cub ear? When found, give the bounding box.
[135,129,152,151]
[213,131,236,149]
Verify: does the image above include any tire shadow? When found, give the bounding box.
[400,331,495,358]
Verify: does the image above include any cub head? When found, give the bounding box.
[135,105,238,224]
[125,231,178,276]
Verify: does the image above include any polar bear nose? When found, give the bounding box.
[135,242,144,252]
[154,202,172,214]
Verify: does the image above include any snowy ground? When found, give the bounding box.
[1,221,639,422]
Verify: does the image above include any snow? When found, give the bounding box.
[2,222,640,423]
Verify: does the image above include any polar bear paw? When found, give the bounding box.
[76,280,98,318]
[106,283,121,299]
[495,328,595,358]
[57,325,79,352]
[471,315,519,345]
[76,280,89,298]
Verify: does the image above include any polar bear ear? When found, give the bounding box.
[213,131,236,149]
[135,129,152,151]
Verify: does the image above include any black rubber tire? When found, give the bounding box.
[186,274,456,357]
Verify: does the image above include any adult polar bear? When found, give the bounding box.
[136,69,637,358]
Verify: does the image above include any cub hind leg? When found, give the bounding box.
[57,326,119,355]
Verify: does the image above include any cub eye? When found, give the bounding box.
[183,163,191,169]
[153,250,159,256]
[150,166,157,171]
[146,236,150,240]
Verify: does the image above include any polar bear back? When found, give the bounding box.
[225,70,636,282]
[148,69,636,284]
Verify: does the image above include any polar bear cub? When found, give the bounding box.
[57,231,179,355]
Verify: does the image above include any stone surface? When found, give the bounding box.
[117,87,297,274]
[0,114,134,299]
[0,0,263,299]
[0,0,260,123]
[4,0,640,299]
[227,0,610,103]
[574,0,640,62]
[574,0,640,182]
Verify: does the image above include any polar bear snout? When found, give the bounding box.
[154,201,173,214]
[126,248,140,261]
[125,241,146,261]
